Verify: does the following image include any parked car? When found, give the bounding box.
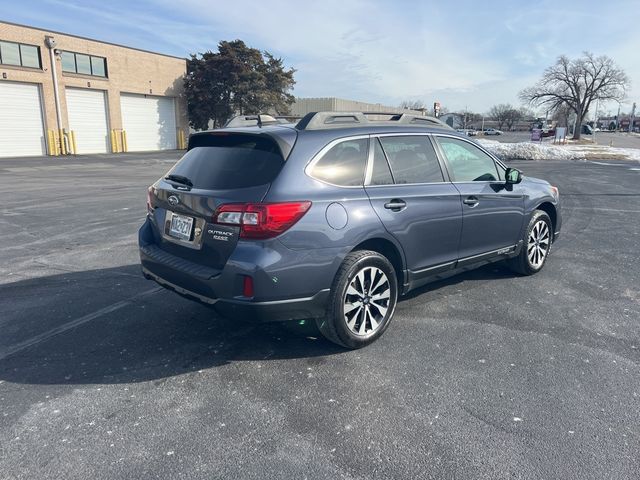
[139,112,561,348]
[456,128,478,137]
[483,128,503,135]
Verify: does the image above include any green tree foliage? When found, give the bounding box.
[184,40,296,129]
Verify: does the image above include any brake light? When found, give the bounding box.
[550,186,559,199]
[213,202,312,239]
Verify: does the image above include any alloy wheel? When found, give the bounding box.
[343,266,391,336]
[527,219,550,269]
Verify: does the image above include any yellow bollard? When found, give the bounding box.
[52,130,61,155]
[110,130,118,153]
[70,131,77,154]
[121,130,128,152]
[58,129,67,155]
[47,130,56,156]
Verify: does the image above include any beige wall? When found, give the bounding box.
[291,97,424,117]
[0,21,187,151]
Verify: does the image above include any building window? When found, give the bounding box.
[0,40,42,69]
[60,50,107,77]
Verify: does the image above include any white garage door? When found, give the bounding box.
[0,82,46,157]
[120,93,176,151]
[66,88,109,154]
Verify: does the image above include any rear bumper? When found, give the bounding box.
[138,217,335,322]
[141,265,330,322]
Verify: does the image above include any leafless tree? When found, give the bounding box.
[488,104,520,130]
[551,104,573,128]
[459,111,481,129]
[399,99,426,111]
[519,52,629,139]
[504,109,522,131]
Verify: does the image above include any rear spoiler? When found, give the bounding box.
[188,129,298,160]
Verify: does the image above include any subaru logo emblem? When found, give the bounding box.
[168,195,179,206]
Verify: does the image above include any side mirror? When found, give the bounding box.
[505,167,522,184]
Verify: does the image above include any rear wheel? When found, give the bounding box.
[508,210,552,275]
[316,250,398,349]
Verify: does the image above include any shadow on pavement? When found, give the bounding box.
[0,265,343,386]
[400,261,518,301]
[0,261,523,387]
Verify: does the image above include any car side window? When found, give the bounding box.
[309,138,368,186]
[436,136,501,182]
[370,138,394,185]
[379,136,444,184]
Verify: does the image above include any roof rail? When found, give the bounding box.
[295,111,452,130]
[224,114,279,128]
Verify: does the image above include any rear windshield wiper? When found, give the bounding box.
[164,174,193,188]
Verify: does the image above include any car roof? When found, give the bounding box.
[189,121,471,158]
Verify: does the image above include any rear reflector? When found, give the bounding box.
[213,201,311,239]
[243,275,254,297]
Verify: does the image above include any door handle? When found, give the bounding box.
[384,199,407,211]
[463,196,479,207]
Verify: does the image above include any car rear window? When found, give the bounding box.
[309,138,368,186]
[168,134,285,189]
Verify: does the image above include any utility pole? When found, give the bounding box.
[630,102,637,133]
[616,102,621,131]
[593,103,596,142]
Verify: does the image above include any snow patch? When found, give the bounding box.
[478,139,584,161]
[478,139,640,161]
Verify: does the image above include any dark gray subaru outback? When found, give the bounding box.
[139,112,561,348]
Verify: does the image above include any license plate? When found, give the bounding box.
[168,212,194,241]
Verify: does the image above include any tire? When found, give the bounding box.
[316,250,398,349]
[508,210,553,275]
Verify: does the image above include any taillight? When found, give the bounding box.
[146,187,154,213]
[212,202,311,239]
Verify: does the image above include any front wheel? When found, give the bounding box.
[508,210,552,275]
[316,250,398,349]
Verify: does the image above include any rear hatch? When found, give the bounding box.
[147,133,287,269]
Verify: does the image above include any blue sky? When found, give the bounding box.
[3,0,638,114]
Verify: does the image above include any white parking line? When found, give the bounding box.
[587,161,629,167]
[570,207,640,213]
[0,287,162,361]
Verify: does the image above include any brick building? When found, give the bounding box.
[0,21,188,157]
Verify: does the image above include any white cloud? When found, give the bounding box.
[17,0,640,113]
[154,0,509,109]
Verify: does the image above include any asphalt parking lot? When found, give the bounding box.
[1,151,639,479]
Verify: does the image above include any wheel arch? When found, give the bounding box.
[536,202,557,236]
[350,237,406,292]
